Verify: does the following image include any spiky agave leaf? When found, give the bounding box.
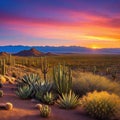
[43,92,55,105]
[57,90,79,109]
[16,85,32,99]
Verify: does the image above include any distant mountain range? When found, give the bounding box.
[0,45,120,55]
[0,48,56,57]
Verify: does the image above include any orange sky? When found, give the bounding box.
[0,0,120,48]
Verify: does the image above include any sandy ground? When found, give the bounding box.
[0,83,96,120]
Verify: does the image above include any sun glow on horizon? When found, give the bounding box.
[91,46,100,49]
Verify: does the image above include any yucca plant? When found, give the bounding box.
[16,85,32,99]
[40,105,51,117]
[57,90,79,109]
[53,64,72,95]
[80,91,120,120]
[43,92,55,105]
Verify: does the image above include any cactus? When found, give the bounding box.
[57,90,79,109]
[1,59,6,75]
[0,90,3,97]
[93,65,97,74]
[8,54,15,66]
[39,105,51,117]
[40,57,49,82]
[53,64,72,95]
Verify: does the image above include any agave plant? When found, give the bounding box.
[16,73,41,87]
[16,85,32,99]
[43,92,55,105]
[35,81,52,102]
[57,90,79,109]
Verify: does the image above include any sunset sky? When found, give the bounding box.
[0,0,120,48]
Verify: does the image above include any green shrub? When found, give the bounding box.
[39,105,51,117]
[0,90,3,97]
[16,85,32,99]
[73,72,120,96]
[57,90,79,109]
[80,91,120,120]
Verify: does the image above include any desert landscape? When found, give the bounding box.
[0,50,120,120]
[0,0,120,120]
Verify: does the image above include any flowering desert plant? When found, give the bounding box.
[80,91,120,120]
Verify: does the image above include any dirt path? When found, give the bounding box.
[0,84,95,120]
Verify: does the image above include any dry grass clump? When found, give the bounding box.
[73,72,120,96]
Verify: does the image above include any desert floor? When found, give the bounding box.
[0,83,95,120]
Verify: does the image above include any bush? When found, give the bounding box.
[73,72,120,96]
[39,105,51,117]
[57,90,79,109]
[80,91,120,120]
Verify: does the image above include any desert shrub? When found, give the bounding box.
[57,90,79,109]
[39,105,51,117]
[0,90,3,97]
[80,91,120,120]
[16,85,32,99]
[73,72,120,96]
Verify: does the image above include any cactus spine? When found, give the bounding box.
[53,64,72,95]
[40,57,49,82]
